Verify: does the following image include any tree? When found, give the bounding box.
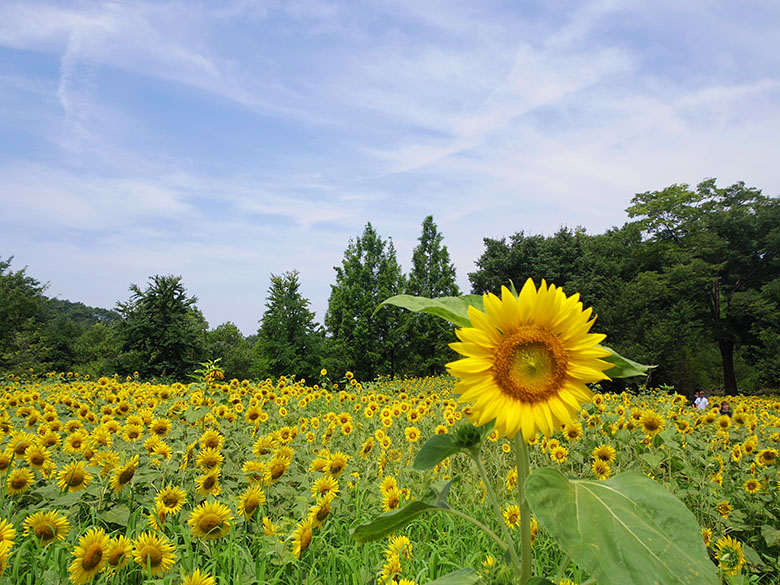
[205,322,254,381]
[325,223,406,380]
[114,275,207,379]
[405,216,460,375]
[0,256,48,371]
[254,271,323,380]
[627,179,780,394]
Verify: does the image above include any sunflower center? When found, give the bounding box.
[198,513,222,534]
[69,469,85,486]
[139,546,162,567]
[35,524,55,540]
[202,476,216,490]
[493,326,568,402]
[118,467,135,484]
[11,476,28,489]
[163,495,179,507]
[82,543,104,570]
[30,453,44,465]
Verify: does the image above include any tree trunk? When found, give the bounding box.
[718,338,738,395]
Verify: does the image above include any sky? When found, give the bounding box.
[1,0,779,335]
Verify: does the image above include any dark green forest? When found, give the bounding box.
[2,180,779,396]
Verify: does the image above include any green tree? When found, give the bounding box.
[254,270,323,380]
[0,256,48,371]
[405,216,460,375]
[114,275,207,379]
[325,223,406,380]
[205,322,254,381]
[627,179,780,394]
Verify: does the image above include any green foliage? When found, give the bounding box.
[326,223,407,380]
[351,479,455,542]
[114,274,207,379]
[376,294,484,329]
[404,216,462,375]
[254,270,323,380]
[205,322,253,380]
[0,256,48,371]
[526,468,718,585]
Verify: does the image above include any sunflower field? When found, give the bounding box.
[0,368,777,585]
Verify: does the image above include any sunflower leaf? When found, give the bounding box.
[413,434,460,470]
[601,345,654,378]
[351,479,454,542]
[423,568,481,585]
[524,579,556,585]
[374,295,484,328]
[526,468,718,585]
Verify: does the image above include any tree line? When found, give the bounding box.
[2,179,779,394]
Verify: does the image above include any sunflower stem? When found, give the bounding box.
[513,433,533,584]
[469,447,522,577]
[443,507,509,552]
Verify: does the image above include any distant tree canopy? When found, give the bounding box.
[2,193,778,395]
[325,223,407,380]
[254,270,323,381]
[114,275,207,380]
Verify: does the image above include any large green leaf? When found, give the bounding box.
[351,479,454,542]
[374,295,484,328]
[602,346,654,378]
[525,468,717,585]
[424,568,481,585]
[413,434,460,470]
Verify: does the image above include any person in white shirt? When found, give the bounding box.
[694,391,709,410]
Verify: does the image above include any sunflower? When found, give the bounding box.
[182,568,216,585]
[744,477,762,494]
[109,455,139,493]
[188,501,233,540]
[757,448,778,467]
[23,510,69,545]
[0,518,16,548]
[237,485,266,519]
[446,281,611,439]
[195,470,222,497]
[550,445,569,463]
[267,454,291,483]
[105,535,133,571]
[133,531,175,576]
[291,517,314,559]
[155,484,187,515]
[591,459,612,480]
[592,444,616,464]
[24,443,52,472]
[7,467,35,495]
[308,496,333,528]
[404,427,421,443]
[503,505,521,528]
[715,535,745,576]
[68,526,110,584]
[716,501,733,518]
[122,424,144,442]
[242,460,268,484]
[359,437,375,457]
[639,411,665,437]
[387,535,413,559]
[327,452,349,478]
[562,421,583,441]
[199,429,225,451]
[312,476,339,500]
[56,461,92,492]
[196,447,224,472]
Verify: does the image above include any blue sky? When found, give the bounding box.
[2,0,779,335]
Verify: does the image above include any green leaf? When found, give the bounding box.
[351,479,454,542]
[602,345,654,378]
[374,295,484,328]
[524,579,555,585]
[413,434,460,470]
[184,407,205,423]
[525,468,718,585]
[100,504,131,527]
[761,524,780,548]
[424,568,481,585]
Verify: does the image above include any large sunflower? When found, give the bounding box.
[188,501,233,540]
[23,510,69,545]
[446,280,612,439]
[133,531,176,577]
[68,526,110,584]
